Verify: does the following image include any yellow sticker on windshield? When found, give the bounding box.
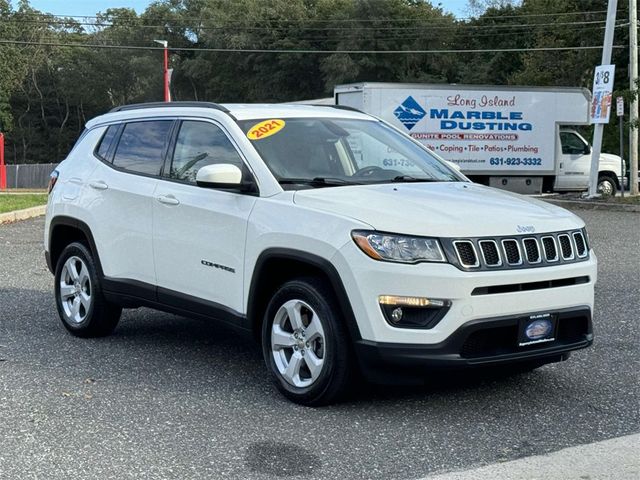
[247,119,285,140]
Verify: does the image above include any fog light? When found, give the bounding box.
[391,307,403,323]
[379,295,451,329]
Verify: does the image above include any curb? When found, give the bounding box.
[0,205,47,224]
[542,198,640,213]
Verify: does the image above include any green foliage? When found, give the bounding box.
[1,0,636,163]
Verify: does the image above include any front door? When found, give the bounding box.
[152,119,257,315]
[556,131,591,191]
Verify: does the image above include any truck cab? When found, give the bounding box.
[555,128,625,195]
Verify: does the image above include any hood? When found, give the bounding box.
[293,182,584,238]
[600,153,622,164]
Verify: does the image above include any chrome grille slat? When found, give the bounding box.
[573,232,587,258]
[479,240,502,267]
[453,241,480,268]
[522,237,541,264]
[558,234,574,260]
[501,239,523,265]
[541,236,559,262]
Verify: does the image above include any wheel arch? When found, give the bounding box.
[247,248,362,343]
[598,170,621,189]
[48,216,103,276]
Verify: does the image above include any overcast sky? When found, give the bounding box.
[28,0,470,18]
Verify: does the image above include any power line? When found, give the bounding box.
[0,39,625,54]
[1,18,614,31]
[13,9,611,23]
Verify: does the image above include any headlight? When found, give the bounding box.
[351,230,446,264]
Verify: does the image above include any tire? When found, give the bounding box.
[597,174,617,196]
[261,277,353,406]
[54,242,122,337]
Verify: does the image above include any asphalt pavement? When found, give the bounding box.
[0,211,638,480]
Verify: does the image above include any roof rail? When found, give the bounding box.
[109,101,230,114]
[313,104,364,114]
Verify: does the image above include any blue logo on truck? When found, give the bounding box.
[393,96,426,130]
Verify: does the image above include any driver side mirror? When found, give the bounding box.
[196,164,257,193]
[583,145,591,155]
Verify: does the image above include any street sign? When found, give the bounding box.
[590,64,616,124]
[616,96,624,116]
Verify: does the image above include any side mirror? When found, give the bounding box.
[583,145,591,155]
[196,164,257,193]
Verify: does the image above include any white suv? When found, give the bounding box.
[45,102,596,405]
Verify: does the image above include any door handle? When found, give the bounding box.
[89,181,108,190]
[157,194,180,206]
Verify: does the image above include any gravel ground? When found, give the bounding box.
[0,212,638,480]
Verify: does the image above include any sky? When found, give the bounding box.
[28,0,470,18]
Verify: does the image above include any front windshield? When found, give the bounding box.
[238,117,462,188]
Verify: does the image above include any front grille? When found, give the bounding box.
[502,239,522,265]
[558,234,574,260]
[479,240,501,266]
[542,236,558,262]
[445,229,589,271]
[454,241,479,267]
[522,238,541,264]
[573,232,587,258]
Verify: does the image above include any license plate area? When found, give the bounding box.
[518,313,557,347]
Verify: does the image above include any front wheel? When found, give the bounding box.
[597,174,617,196]
[262,277,353,406]
[54,242,122,337]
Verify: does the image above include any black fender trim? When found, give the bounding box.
[48,216,104,275]
[247,248,362,341]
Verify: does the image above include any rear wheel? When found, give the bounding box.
[54,242,122,337]
[262,277,353,406]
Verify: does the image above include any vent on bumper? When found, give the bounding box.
[471,276,590,296]
[444,229,589,271]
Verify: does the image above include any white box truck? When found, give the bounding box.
[334,83,625,195]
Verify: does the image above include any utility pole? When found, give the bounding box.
[587,0,618,197]
[630,0,639,195]
[154,40,170,102]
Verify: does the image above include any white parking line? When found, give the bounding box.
[421,433,640,480]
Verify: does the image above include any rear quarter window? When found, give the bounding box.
[95,125,119,162]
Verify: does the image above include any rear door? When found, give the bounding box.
[152,119,257,315]
[87,119,174,290]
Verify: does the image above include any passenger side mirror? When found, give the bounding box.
[196,164,257,193]
[583,145,591,155]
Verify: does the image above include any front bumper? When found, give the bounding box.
[355,306,592,384]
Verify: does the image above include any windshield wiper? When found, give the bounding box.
[390,175,442,183]
[279,177,362,187]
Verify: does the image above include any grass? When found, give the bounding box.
[0,194,48,214]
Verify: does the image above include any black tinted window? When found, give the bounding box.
[170,121,243,183]
[95,125,118,161]
[113,121,173,175]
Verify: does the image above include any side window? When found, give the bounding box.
[560,132,587,155]
[112,121,173,175]
[95,125,118,162]
[169,121,243,183]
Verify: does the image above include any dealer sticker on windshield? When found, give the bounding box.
[247,119,285,140]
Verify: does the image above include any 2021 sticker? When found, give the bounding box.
[247,119,285,140]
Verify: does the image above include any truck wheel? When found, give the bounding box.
[597,174,617,196]
[262,277,353,406]
[54,242,122,337]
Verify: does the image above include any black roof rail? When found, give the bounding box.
[109,101,230,114]
[313,104,364,114]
